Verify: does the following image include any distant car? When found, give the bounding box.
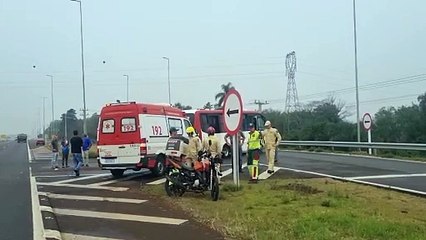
[17,134,27,143]
[36,138,45,146]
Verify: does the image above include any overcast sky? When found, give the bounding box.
[1,0,425,136]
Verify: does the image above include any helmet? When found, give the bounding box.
[186,126,195,134]
[248,123,255,128]
[264,121,271,127]
[207,126,215,135]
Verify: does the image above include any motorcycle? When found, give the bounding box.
[164,151,220,201]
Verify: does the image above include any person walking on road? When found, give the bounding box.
[224,130,245,173]
[51,135,59,170]
[262,121,282,174]
[247,123,261,183]
[70,130,83,177]
[82,134,92,167]
[61,138,70,168]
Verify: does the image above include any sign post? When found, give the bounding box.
[222,89,243,188]
[362,113,373,155]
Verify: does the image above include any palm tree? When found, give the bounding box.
[214,82,234,109]
[203,102,213,110]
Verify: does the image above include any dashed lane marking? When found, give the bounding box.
[54,208,188,225]
[146,178,167,185]
[51,173,111,184]
[61,233,123,240]
[41,193,147,204]
[37,182,129,192]
[90,170,150,186]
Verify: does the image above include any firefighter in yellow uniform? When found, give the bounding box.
[247,123,261,183]
[262,121,282,174]
[202,126,222,180]
[184,126,201,167]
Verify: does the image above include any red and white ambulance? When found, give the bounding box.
[97,102,191,177]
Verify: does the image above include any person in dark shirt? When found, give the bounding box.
[70,130,83,176]
[51,135,59,170]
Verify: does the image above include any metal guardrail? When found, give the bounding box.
[280,141,426,151]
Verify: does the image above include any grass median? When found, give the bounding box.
[144,178,426,240]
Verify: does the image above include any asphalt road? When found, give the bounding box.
[30,144,224,240]
[276,151,426,193]
[0,140,32,240]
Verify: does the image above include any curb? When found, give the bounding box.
[38,192,63,240]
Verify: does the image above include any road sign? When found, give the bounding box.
[222,88,243,136]
[362,113,372,131]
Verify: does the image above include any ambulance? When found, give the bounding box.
[97,102,191,177]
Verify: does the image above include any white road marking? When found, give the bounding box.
[146,178,167,185]
[221,163,247,177]
[40,205,54,213]
[54,208,188,225]
[258,167,281,180]
[42,193,147,204]
[90,170,150,186]
[31,176,45,240]
[37,182,129,192]
[27,141,32,163]
[280,166,426,196]
[44,229,62,240]
[34,174,97,178]
[52,173,111,184]
[348,173,426,180]
[61,233,122,240]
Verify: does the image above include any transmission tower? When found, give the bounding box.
[285,51,300,113]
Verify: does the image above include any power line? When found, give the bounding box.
[253,100,269,112]
[263,74,426,104]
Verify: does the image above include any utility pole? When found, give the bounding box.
[42,97,47,142]
[70,0,87,135]
[353,0,361,143]
[47,75,54,137]
[253,100,269,112]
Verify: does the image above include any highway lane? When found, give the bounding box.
[0,141,32,240]
[276,151,426,193]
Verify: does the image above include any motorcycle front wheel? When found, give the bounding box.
[210,175,219,201]
[165,173,185,197]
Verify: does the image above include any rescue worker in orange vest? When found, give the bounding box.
[262,120,282,174]
[184,126,202,167]
[247,123,261,183]
[202,126,222,176]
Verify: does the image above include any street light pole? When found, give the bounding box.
[71,0,87,134]
[42,97,47,142]
[353,0,361,142]
[46,75,54,137]
[123,74,129,102]
[162,57,171,105]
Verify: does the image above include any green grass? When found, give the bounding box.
[144,178,426,240]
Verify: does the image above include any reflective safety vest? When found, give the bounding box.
[248,130,261,150]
